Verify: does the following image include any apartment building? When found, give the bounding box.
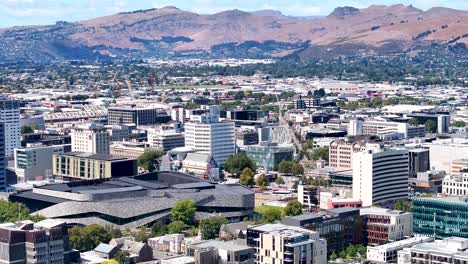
[0,219,79,264]
[329,139,366,170]
[71,123,110,154]
[398,237,468,264]
[246,223,327,264]
[52,152,137,180]
[0,97,21,158]
[184,112,235,167]
[352,146,409,206]
[360,207,413,245]
[14,144,66,182]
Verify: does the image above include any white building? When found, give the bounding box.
[71,123,110,154]
[442,173,468,196]
[353,146,409,206]
[0,98,20,158]
[147,126,185,151]
[398,237,468,264]
[426,138,468,172]
[367,236,433,264]
[349,119,424,139]
[184,109,234,167]
[14,144,66,182]
[360,207,413,245]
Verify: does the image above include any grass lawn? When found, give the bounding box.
[254,205,285,215]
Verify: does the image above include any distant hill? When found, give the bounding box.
[0,4,467,62]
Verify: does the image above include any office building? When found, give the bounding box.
[52,152,137,180]
[187,240,254,264]
[293,96,320,109]
[110,141,150,159]
[235,129,259,148]
[247,223,327,264]
[352,146,409,206]
[108,105,170,125]
[442,173,468,196]
[350,119,424,139]
[451,159,468,176]
[147,127,185,151]
[282,208,363,255]
[71,123,110,154]
[360,207,413,245]
[297,184,319,209]
[11,172,254,229]
[245,143,294,171]
[0,123,6,191]
[366,236,433,264]
[225,109,267,126]
[348,119,363,136]
[258,126,291,145]
[398,237,468,264]
[406,113,450,134]
[0,98,21,158]
[427,138,468,173]
[14,144,66,182]
[0,219,79,264]
[184,111,235,167]
[329,139,366,170]
[409,148,430,178]
[413,196,468,239]
[328,170,353,187]
[105,124,131,142]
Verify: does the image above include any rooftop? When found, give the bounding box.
[59,152,131,161]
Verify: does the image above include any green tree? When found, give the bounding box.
[394,200,412,212]
[113,251,130,264]
[20,125,34,134]
[168,220,187,234]
[346,244,357,258]
[284,200,303,216]
[137,150,166,171]
[171,199,196,225]
[313,88,326,98]
[408,118,420,125]
[134,227,150,243]
[339,250,347,259]
[224,153,256,175]
[424,119,437,133]
[256,174,269,187]
[312,147,329,161]
[261,207,283,223]
[186,227,199,237]
[454,120,466,127]
[239,168,255,186]
[303,139,314,150]
[291,163,304,176]
[275,177,285,185]
[28,214,47,222]
[278,160,293,174]
[330,252,337,261]
[151,221,168,237]
[0,200,36,223]
[69,225,111,252]
[199,216,229,240]
[357,245,367,258]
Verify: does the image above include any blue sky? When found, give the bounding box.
[1,0,467,28]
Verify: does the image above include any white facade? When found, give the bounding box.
[367,237,433,264]
[71,123,110,154]
[442,173,468,196]
[353,147,409,206]
[360,207,413,243]
[361,120,409,139]
[184,119,234,167]
[398,237,468,264]
[14,144,65,182]
[0,99,20,158]
[426,138,468,172]
[348,119,363,136]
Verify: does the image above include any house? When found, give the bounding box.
[109,237,154,263]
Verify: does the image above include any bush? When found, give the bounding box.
[284,200,303,216]
[168,220,187,234]
[262,207,283,223]
[199,216,229,240]
[224,153,256,175]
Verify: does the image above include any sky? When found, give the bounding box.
[0,0,467,28]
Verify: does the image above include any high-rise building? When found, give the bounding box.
[408,148,430,178]
[0,98,21,158]
[329,139,366,170]
[0,123,6,191]
[352,146,409,206]
[71,123,110,154]
[413,196,468,239]
[184,110,235,167]
[14,144,66,182]
[246,223,327,264]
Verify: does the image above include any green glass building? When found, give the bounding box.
[413,196,468,239]
[245,144,294,171]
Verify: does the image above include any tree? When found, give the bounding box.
[339,250,347,259]
[171,199,196,225]
[346,244,357,258]
[330,252,337,261]
[291,163,304,176]
[168,220,187,234]
[284,200,303,216]
[256,174,269,187]
[312,147,329,161]
[199,216,229,240]
[313,88,326,98]
[303,139,314,150]
[151,221,168,237]
[394,200,412,212]
[0,200,43,223]
[408,118,419,125]
[114,251,130,264]
[137,150,166,171]
[20,125,34,134]
[424,119,437,133]
[224,153,256,175]
[275,177,285,185]
[278,160,293,174]
[356,245,367,258]
[454,120,466,127]
[69,225,111,252]
[261,207,283,223]
[134,227,150,243]
[239,168,255,186]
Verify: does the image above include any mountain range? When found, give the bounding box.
[0,4,467,63]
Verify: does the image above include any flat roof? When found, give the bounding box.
[60,152,131,161]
